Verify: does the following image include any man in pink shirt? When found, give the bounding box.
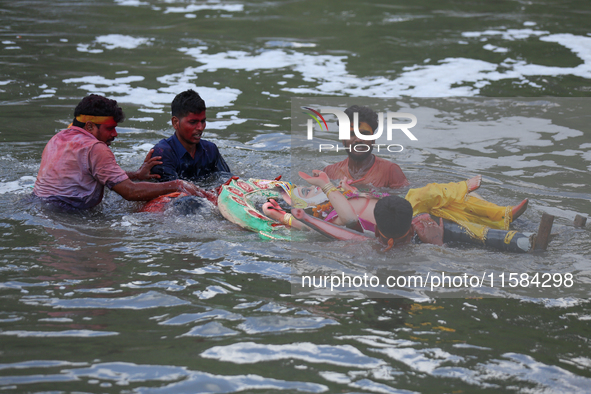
[322,105,409,189]
[33,94,202,209]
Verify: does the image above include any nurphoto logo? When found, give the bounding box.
[303,107,418,153]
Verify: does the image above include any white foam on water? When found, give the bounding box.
[0,176,36,194]
[207,116,247,130]
[349,378,418,394]
[207,110,248,128]
[265,40,316,48]
[535,205,588,221]
[179,45,347,74]
[404,111,585,172]
[180,321,238,337]
[35,86,56,99]
[63,28,591,115]
[193,285,230,300]
[33,93,55,99]
[452,343,492,350]
[76,44,103,54]
[255,302,294,313]
[66,361,327,393]
[96,34,153,50]
[0,330,118,337]
[121,280,187,292]
[217,110,239,117]
[0,360,87,371]
[132,143,155,152]
[75,288,122,294]
[467,353,591,392]
[21,291,190,309]
[181,266,223,275]
[559,356,591,370]
[129,117,154,122]
[139,107,165,113]
[179,46,483,96]
[138,271,166,276]
[164,3,244,14]
[483,44,509,53]
[69,362,186,383]
[177,30,591,97]
[462,28,549,40]
[519,297,584,308]
[384,15,430,24]
[373,347,463,374]
[201,342,385,368]
[337,335,417,349]
[319,371,351,384]
[37,318,74,323]
[77,34,152,53]
[64,74,145,85]
[262,91,279,97]
[236,315,338,334]
[160,309,243,325]
[114,0,149,6]
[233,300,262,309]
[0,317,23,322]
[63,74,240,110]
[157,67,244,103]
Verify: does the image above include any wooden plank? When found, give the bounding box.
[533,213,554,251]
[574,214,587,228]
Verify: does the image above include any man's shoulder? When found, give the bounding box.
[89,140,113,153]
[153,135,175,148]
[52,127,103,151]
[88,141,119,165]
[371,156,408,187]
[55,126,97,141]
[152,135,178,157]
[199,139,219,149]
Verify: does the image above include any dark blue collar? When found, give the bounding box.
[168,133,202,160]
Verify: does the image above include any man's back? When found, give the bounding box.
[34,127,128,209]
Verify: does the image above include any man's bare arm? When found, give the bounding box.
[112,179,201,201]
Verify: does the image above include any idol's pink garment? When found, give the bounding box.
[33,126,128,209]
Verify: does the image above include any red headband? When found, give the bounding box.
[377,227,412,251]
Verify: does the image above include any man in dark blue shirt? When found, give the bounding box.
[150,90,231,184]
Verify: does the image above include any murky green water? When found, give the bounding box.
[1,1,590,392]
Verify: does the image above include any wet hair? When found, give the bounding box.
[345,105,379,133]
[374,195,413,239]
[171,89,206,119]
[72,94,125,127]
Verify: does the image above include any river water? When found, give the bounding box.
[1,0,591,393]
